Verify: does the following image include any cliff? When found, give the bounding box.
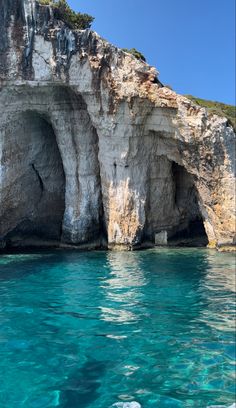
[0,0,235,250]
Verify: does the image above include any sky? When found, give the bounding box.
[67,0,235,105]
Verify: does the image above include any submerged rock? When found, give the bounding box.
[112,403,142,408]
[208,404,236,408]
[0,0,235,251]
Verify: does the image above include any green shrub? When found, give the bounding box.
[122,48,146,62]
[185,95,236,131]
[38,0,94,30]
[38,0,50,4]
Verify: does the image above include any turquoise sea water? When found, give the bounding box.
[0,249,235,408]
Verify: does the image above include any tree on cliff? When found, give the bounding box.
[38,0,94,29]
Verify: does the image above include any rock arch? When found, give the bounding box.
[0,85,104,248]
[143,158,208,246]
[142,122,209,247]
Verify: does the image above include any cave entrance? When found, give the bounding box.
[5,111,65,247]
[168,162,208,247]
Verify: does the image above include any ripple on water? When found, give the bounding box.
[0,249,235,408]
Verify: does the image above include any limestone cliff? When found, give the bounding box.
[0,0,235,250]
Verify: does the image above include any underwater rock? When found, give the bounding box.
[112,402,142,408]
[208,404,236,408]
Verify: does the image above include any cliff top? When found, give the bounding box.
[184,96,236,131]
[0,0,235,129]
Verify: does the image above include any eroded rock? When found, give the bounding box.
[0,0,235,250]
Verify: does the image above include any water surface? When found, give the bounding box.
[0,249,235,407]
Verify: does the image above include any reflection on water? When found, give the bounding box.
[198,251,235,332]
[100,252,147,324]
[0,249,235,408]
[100,306,138,324]
[105,252,147,290]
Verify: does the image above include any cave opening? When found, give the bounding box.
[4,111,65,247]
[168,162,208,247]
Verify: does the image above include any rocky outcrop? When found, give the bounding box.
[0,0,235,250]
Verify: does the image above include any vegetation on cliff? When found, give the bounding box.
[37,1,235,135]
[38,0,94,29]
[122,48,146,62]
[185,95,236,131]
[38,1,147,62]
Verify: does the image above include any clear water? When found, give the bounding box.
[0,249,235,408]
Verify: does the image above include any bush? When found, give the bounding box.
[185,95,236,131]
[122,48,146,62]
[38,0,51,4]
[38,0,94,30]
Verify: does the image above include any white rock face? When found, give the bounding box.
[0,0,235,250]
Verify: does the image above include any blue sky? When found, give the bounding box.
[68,0,235,105]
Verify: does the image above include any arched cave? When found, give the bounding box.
[144,156,208,247]
[167,162,208,246]
[3,111,65,247]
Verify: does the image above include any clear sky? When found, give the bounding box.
[67,0,235,105]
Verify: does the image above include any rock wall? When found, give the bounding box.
[0,0,235,250]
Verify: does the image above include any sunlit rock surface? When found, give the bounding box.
[0,0,235,250]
